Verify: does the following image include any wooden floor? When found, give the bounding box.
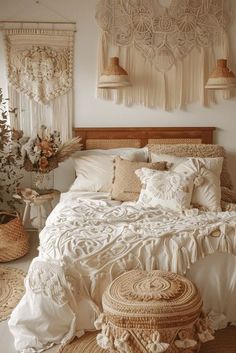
[200,326,236,353]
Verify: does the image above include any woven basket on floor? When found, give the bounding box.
[95,270,215,353]
[0,212,30,262]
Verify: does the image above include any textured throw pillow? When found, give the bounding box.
[149,144,233,189]
[111,157,167,202]
[135,168,194,211]
[173,157,223,211]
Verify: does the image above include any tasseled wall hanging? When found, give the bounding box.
[95,0,231,110]
[4,28,74,140]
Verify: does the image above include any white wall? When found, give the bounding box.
[0,0,236,189]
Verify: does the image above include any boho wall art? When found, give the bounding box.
[5,29,73,104]
[4,28,74,140]
[96,0,231,110]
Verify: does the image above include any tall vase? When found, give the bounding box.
[32,171,54,194]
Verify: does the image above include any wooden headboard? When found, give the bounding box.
[73,127,215,150]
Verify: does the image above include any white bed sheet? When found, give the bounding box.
[9,191,236,353]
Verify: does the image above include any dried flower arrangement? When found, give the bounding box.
[0,89,27,211]
[21,125,82,174]
[0,87,82,206]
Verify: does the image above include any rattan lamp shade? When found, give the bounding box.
[205,59,236,90]
[98,57,131,89]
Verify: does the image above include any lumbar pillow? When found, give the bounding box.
[111,157,167,202]
[135,168,194,212]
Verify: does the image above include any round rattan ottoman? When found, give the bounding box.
[95,270,214,353]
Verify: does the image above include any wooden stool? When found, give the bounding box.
[21,190,59,231]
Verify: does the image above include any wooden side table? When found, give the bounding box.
[18,190,60,231]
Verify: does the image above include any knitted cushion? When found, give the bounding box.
[95,270,214,353]
[148,143,233,190]
[111,157,167,202]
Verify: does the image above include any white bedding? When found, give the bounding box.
[9,191,236,352]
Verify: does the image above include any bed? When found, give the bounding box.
[8,127,236,353]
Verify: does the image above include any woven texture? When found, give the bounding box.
[0,213,30,262]
[221,201,236,212]
[148,138,202,145]
[102,270,202,328]
[58,332,107,353]
[86,139,141,150]
[95,270,213,353]
[111,157,167,202]
[148,144,233,190]
[0,266,26,322]
[221,187,236,203]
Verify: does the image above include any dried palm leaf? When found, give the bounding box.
[56,137,82,163]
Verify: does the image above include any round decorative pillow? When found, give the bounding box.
[95,270,214,353]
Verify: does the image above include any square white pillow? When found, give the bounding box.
[70,148,148,192]
[70,155,115,192]
[135,168,194,212]
[151,153,223,211]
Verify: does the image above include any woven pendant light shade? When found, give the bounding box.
[98,57,131,88]
[205,59,236,90]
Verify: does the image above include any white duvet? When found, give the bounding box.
[9,192,236,352]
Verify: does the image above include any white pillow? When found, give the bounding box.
[174,157,223,212]
[151,154,223,211]
[70,148,148,192]
[72,147,148,162]
[70,155,115,192]
[135,168,194,212]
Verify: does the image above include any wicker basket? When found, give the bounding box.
[0,212,30,262]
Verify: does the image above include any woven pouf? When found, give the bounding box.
[95,270,214,353]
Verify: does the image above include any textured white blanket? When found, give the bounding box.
[9,193,236,352]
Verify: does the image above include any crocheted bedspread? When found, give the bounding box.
[9,192,236,353]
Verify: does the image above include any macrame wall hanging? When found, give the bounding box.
[4,28,74,140]
[5,29,74,104]
[95,0,231,110]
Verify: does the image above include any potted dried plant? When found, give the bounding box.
[0,88,26,212]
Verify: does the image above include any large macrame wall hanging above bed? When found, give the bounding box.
[95,0,231,110]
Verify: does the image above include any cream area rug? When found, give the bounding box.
[0,266,26,322]
[58,328,236,353]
